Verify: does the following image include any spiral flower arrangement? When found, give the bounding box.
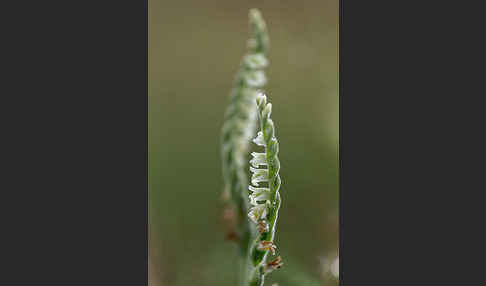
[220,9,283,286]
[221,8,269,253]
[247,93,283,286]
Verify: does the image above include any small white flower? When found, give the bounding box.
[250,166,268,186]
[249,193,270,206]
[262,103,272,119]
[244,70,267,87]
[248,185,269,194]
[248,186,271,205]
[248,204,269,223]
[250,152,267,168]
[256,93,267,106]
[244,53,268,69]
[253,131,265,146]
[249,192,271,206]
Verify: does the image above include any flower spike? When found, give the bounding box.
[247,92,283,284]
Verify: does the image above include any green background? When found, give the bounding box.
[149,1,338,285]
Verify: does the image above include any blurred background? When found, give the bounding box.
[149,1,338,285]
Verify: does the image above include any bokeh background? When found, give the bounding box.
[149,1,338,285]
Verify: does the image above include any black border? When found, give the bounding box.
[339,0,475,284]
[3,0,149,284]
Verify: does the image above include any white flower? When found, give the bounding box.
[248,204,269,223]
[248,185,269,194]
[262,103,272,119]
[244,53,268,69]
[250,152,267,168]
[249,192,271,206]
[256,93,267,107]
[253,131,265,146]
[244,70,267,87]
[250,166,268,186]
[248,185,271,205]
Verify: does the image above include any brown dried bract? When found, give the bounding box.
[225,230,240,242]
[257,220,269,234]
[267,256,283,268]
[264,256,283,274]
[257,240,276,254]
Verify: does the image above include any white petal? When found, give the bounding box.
[256,93,267,106]
[253,131,265,146]
[249,195,259,206]
[248,204,268,223]
[244,53,268,69]
[262,103,272,119]
[249,188,271,203]
[250,167,269,186]
[251,192,270,202]
[244,70,267,87]
[248,209,259,223]
[250,152,267,168]
[249,185,270,193]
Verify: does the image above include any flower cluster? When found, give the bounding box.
[248,94,280,230]
[220,9,270,251]
[220,9,283,286]
[247,92,283,285]
[248,136,271,223]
